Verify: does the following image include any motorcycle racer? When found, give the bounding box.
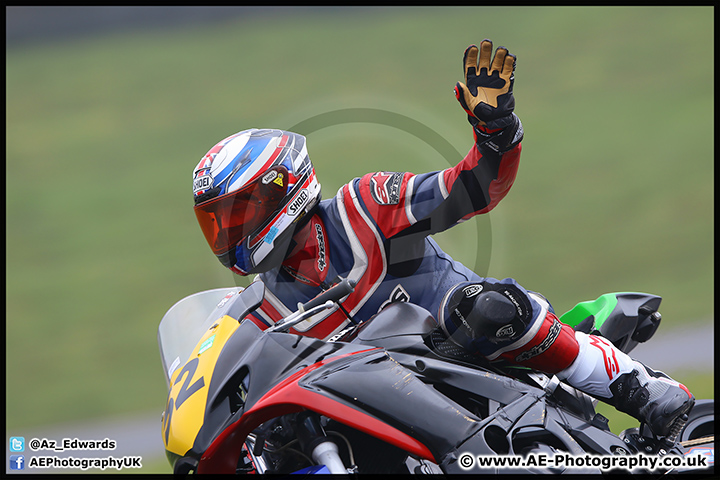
[191,40,693,439]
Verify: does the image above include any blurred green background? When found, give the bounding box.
[6,6,713,473]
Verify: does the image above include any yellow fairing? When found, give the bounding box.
[162,314,241,457]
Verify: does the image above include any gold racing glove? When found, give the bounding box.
[454,39,518,132]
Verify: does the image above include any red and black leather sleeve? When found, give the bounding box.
[354,116,523,242]
[346,117,522,277]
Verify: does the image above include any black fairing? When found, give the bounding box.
[300,350,484,459]
[578,293,662,354]
[172,289,711,474]
[185,317,373,462]
[348,302,439,353]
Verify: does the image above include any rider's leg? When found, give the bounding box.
[557,331,694,438]
[439,278,695,437]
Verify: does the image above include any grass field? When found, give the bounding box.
[6,5,713,464]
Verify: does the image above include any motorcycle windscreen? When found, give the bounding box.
[157,288,242,387]
[158,282,265,387]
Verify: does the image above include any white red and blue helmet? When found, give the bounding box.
[193,129,321,275]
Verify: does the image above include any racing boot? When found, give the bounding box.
[559,332,695,439]
[606,361,695,439]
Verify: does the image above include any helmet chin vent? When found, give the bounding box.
[193,187,222,205]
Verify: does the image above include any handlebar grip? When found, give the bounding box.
[301,278,356,312]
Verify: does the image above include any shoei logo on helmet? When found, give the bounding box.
[193,175,213,195]
[288,189,309,217]
[262,169,285,188]
[262,170,278,185]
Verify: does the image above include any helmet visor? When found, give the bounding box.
[194,166,288,255]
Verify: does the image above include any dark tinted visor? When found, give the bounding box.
[194,166,288,255]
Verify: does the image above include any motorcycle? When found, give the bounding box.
[158,278,714,474]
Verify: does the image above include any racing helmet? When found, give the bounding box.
[193,128,321,275]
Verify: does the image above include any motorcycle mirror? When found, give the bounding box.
[227,281,265,322]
